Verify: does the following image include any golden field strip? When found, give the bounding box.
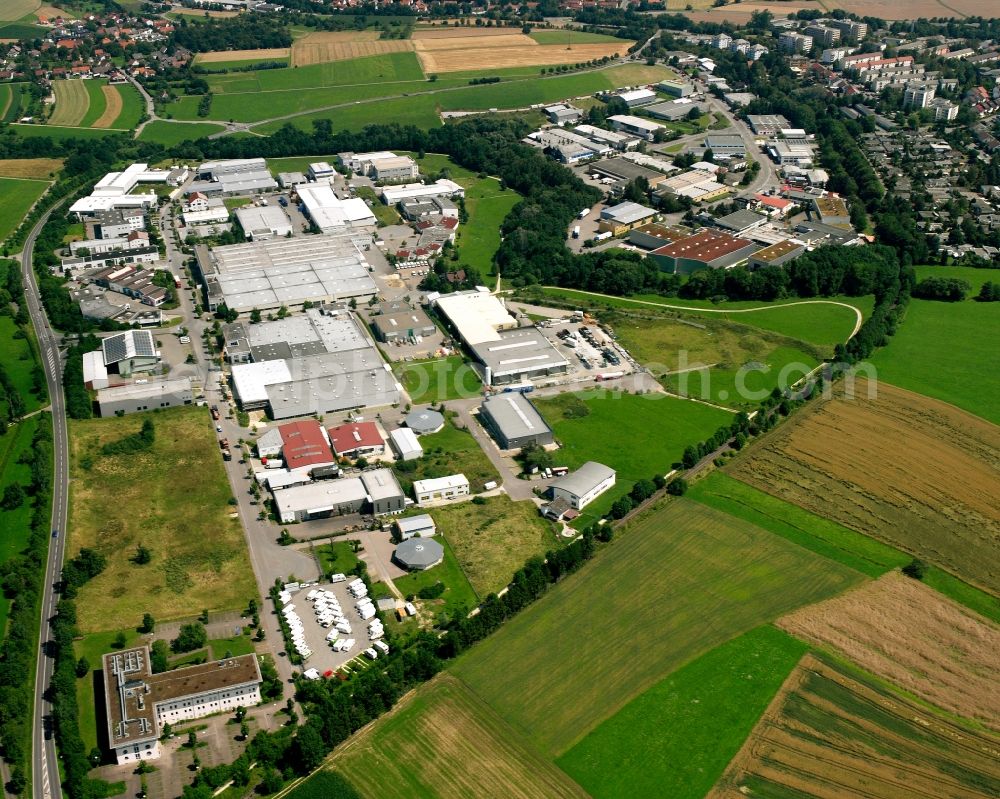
[194,47,291,64]
[291,32,413,67]
[92,84,121,128]
[0,0,39,22]
[777,572,1000,730]
[0,158,62,178]
[730,381,1000,596]
[711,653,1000,799]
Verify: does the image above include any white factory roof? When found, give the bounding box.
[601,201,656,224]
[414,474,469,493]
[231,359,293,405]
[297,184,376,230]
[70,193,157,214]
[388,427,422,457]
[309,161,335,175]
[618,88,657,104]
[433,290,516,345]
[92,163,150,196]
[608,114,664,133]
[82,350,108,384]
[275,478,368,517]
[235,205,293,235]
[183,207,231,225]
[380,179,464,205]
[96,377,192,403]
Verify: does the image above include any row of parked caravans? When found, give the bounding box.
[280,603,314,660]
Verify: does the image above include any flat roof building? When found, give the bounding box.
[627,223,691,250]
[102,647,261,765]
[414,474,470,506]
[371,156,419,183]
[297,184,377,233]
[277,171,307,188]
[651,230,759,274]
[616,88,657,107]
[235,205,294,241]
[712,209,768,236]
[658,79,694,97]
[589,158,667,188]
[548,461,615,510]
[544,103,583,125]
[704,135,747,159]
[747,239,806,269]
[813,196,851,227]
[479,392,553,450]
[96,378,193,417]
[746,114,791,135]
[194,158,276,195]
[360,468,405,515]
[598,201,657,234]
[275,478,368,522]
[380,180,465,205]
[371,308,436,343]
[82,350,109,390]
[607,114,664,141]
[199,235,377,313]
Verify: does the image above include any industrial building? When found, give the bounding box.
[607,114,663,141]
[69,163,168,216]
[431,290,568,385]
[89,265,170,308]
[228,309,399,420]
[645,100,704,122]
[658,79,694,97]
[651,230,759,274]
[574,124,639,151]
[393,537,443,571]
[101,330,159,376]
[96,377,193,417]
[234,205,294,241]
[616,88,657,107]
[655,168,730,204]
[747,114,791,136]
[747,239,806,269]
[255,419,335,474]
[277,171,307,188]
[297,184,377,233]
[274,468,403,521]
[544,103,583,125]
[193,158,277,195]
[380,180,465,205]
[598,202,657,235]
[813,196,852,227]
[703,135,747,160]
[361,468,406,515]
[479,392,553,450]
[102,647,261,765]
[307,161,336,181]
[414,474,470,506]
[404,408,445,434]
[767,140,815,166]
[388,427,422,461]
[199,235,377,313]
[627,223,690,250]
[92,208,146,239]
[395,514,436,540]
[589,158,668,189]
[371,307,436,343]
[82,351,109,390]
[371,156,419,182]
[327,421,385,458]
[70,230,151,256]
[712,209,768,236]
[548,461,616,510]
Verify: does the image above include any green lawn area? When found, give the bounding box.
[67,406,256,634]
[137,120,227,146]
[392,535,478,617]
[394,355,482,403]
[0,282,46,414]
[354,186,399,226]
[558,626,808,799]
[0,84,28,123]
[209,52,425,93]
[75,629,143,753]
[0,176,48,244]
[79,79,108,127]
[285,770,362,799]
[429,495,558,596]
[393,412,499,494]
[522,286,872,348]
[265,154,340,174]
[451,498,862,757]
[209,632,255,660]
[316,540,361,577]
[529,29,625,44]
[914,264,998,294]
[8,123,125,141]
[532,391,731,525]
[223,197,251,211]
[111,82,145,130]
[869,294,1000,424]
[195,55,290,70]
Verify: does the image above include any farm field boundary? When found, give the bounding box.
[451,498,863,756]
[729,380,1000,597]
[315,674,589,799]
[0,157,62,178]
[291,31,413,67]
[710,652,1000,799]
[777,572,1000,730]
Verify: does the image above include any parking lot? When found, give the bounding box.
[537,318,636,378]
[277,579,389,675]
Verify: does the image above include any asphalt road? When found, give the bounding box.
[22,208,67,799]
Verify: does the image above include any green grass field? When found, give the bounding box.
[0,314,44,416]
[429,495,557,596]
[0,176,48,244]
[285,771,362,799]
[392,535,478,617]
[558,625,808,799]
[870,294,1000,424]
[325,674,588,799]
[8,123,125,141]
[49,79,89,126]
[394,356,482,403]
[78,78,108,127]
[137,120,227,146]
[452,498,862,756]
[0,83,29,123]
[529,29,625,44]
[67,406,256,634]
[196,56,290,70]
[914,264,998,294]
[393,412,499,494]
[525,287,872,348]
[111,82,145,129]
[532,391,731,524]
[689,472,1000,623]
[316,541,361,577]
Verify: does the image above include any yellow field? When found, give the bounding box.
[413,32,629,74]
[0,158,62,178]
[0,0,39,22]
[411,27,529,40]
[290,31,412,67]
[48,79,88,127]
[35,3,71,21]
[194,47,291,64]
[92,84,121,128]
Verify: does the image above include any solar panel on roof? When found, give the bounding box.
[103,333,128,365]
[133,332,156,357]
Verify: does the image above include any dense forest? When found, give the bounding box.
[171,17,292,53]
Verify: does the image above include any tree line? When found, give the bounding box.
[170,17,293,53]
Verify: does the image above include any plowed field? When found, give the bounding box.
[778,572,1000,730]
[290,32,413,67]
[730,380,1000,595]
[711,653,1000,799]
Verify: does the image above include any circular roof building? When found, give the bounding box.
[393,538,444,571]
[405,408,445,435]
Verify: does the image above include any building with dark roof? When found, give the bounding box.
[627,223,692,251]
[393,537,444,571]
[479,392,553,450]
[371,308,436,343]
[711,209,768,236]
[101,330,159,376]
[651,230,759,274]
[813,196,852,227]
[747,239,806,269]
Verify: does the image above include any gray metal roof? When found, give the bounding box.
[469,327,568,380]
[550,461,616,497]
[359,468,404,501]
[405,408,444,434]
[480,392,552,439]
[394,537,444,569]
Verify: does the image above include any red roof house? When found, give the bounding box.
[327,422,385,458]
[278,420,335,472]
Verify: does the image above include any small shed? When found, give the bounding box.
[395,514,436,540]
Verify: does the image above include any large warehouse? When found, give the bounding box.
[297,184,377,232]
[96,377,193,417]
[228,309,400,419]
[479,392,554,450]
[198,235,377,313]
[431,290,568,385]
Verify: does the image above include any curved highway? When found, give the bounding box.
[21,207,68,799]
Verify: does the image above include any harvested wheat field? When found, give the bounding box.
[194,48,291,64]
[48,79,88,127]
[827,0,990,17]
[711,653,1000,799]
[0,158,62,178]
[291,32,413,67]
[730,380,1000,595]
[778,572,1000,730]
[411,27,531,40]
[92,84,121,128]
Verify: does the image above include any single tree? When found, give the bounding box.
[139,613,155,634]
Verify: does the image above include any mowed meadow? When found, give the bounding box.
[47,79,143,130]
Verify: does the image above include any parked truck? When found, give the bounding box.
[210,405,220,421]
[572,225,581,239]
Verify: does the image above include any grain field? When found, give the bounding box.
[194,48,291,64]
[49,79,89,126]
[0,158,62,178]
[290,31,413,67]
[92,84,122,128]
[730,380,1000,595]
